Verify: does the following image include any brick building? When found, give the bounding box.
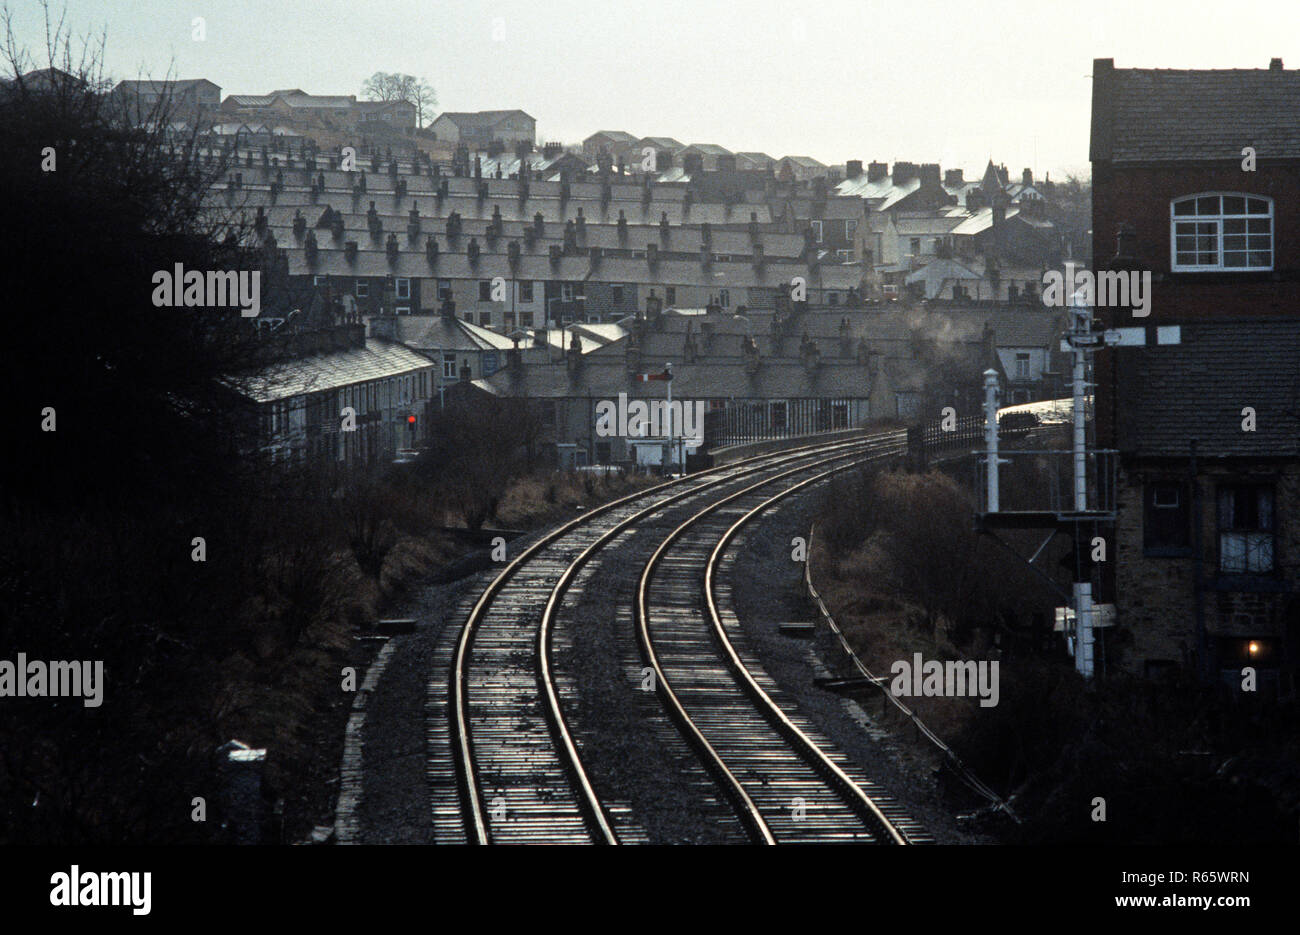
[1091,58,1300,694]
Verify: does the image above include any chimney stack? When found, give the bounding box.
[1270,57,1284,70]
[846,159,863,179]
[944,168,964,187]
[1022,167,1033,187]
[867,161,887,183]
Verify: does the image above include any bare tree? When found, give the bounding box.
[361,71,437,127]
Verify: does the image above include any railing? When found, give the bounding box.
[907,413,1032,471]
[974,448,1118,517]
[702,399,860,450]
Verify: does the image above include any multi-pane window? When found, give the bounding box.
[811,220,823,243]
[719,289,730,307]
[1015,353,1031,380]
[442,354,456,379]
[395,277,410,299]
[1145,481,1189,551]
[665,286,677,305]
[478,280,493,301]
[519,280,534,303]
[1217,484,1275,573]
[355,280,369,297]
[1171,194,1273,271]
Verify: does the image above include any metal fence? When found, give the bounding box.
[703,398,862,450]
[907,413,1034,470]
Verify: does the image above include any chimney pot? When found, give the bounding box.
[1270,57,1284,70]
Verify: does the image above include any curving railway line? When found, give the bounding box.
[427,430,926,844]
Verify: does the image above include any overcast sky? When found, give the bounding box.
[9,0,1300,180]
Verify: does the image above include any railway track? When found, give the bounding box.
[431,431,922,844]
[637,435,927,843]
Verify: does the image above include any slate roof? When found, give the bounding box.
[234,338,435,403]
[486,359,877,400]
[1115,319,1300,458]
[385,315,515,352]
[586,130,639,144]
[435,110,534,129]
[1092,60,1300,163]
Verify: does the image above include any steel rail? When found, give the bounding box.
[451,430,903,843]
[703,457,910,843]
[634,436,903,843]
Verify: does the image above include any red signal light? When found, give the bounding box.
[407,415,416,424]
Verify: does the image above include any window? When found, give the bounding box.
[355,280,369,297]
[396,306,411,315]
[519,280,534,303]
[719,289,730,307]
[478,280,493,301]
[828,292,839,306]
[561,283,575,302]
[836,249,853,261]
[395,277,410,299]
[665,286,676,305]
[1171,194,1273,271]
[479,311,492,326]
[811,220,823,243]
[520,312,534,327]
[438,279,452,301]
[847,220,858,235]
[712,254,732,262]
[612,284,624,303]
[313,275,328,286]
[442,354,456,379]
[1015,352,1031,380]
[1145,481,1190,552]
[909,237,921,255]
[1218,484,1275,573]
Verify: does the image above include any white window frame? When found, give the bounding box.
[355,280,369,297]
[561,283,575,302]
[442,354,456,379]
[395,277,411,299]
[811,220,823,243]
[1170,193,1273,272]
